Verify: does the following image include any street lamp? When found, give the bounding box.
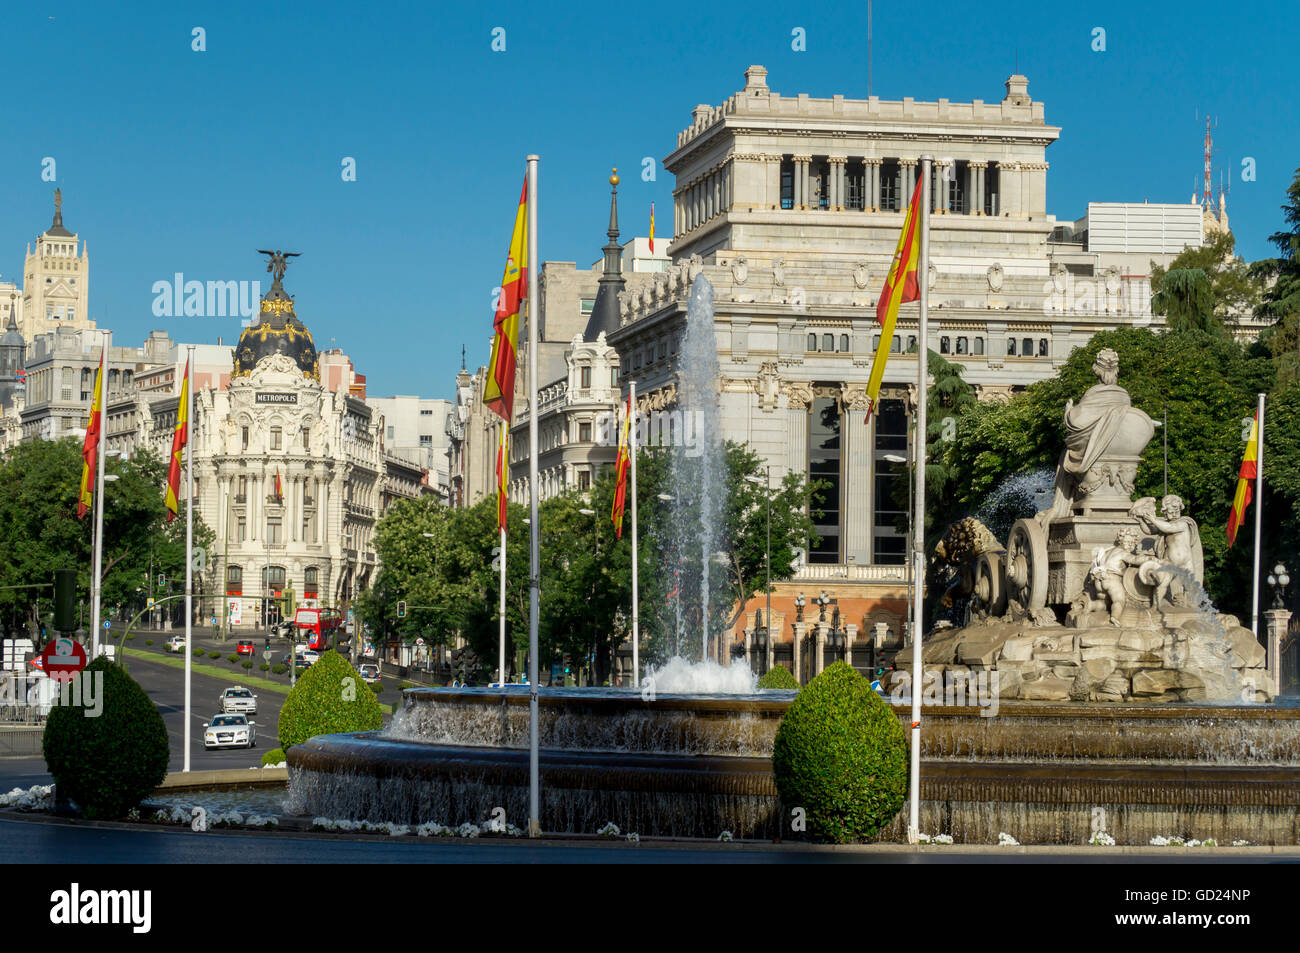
[794,592,805,623]
[1268,563,1291,610]
[745,467,773,678]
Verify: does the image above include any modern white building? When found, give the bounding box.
[367,394,452,496]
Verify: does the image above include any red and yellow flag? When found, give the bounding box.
[866,175,924,422]
[649,203,655,254]
[484,175,528,422]
[496,425,509,532]
[77,348,106,519]
[611,393,632,539]
[274,468,284,504]
[1227,413,1259,546]
[164,360,190,522]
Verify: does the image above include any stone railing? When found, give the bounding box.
[793,563,908,582]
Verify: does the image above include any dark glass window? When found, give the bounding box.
[808,397,841,563]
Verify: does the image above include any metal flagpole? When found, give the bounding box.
[90,330,110,660]
[184,350,194,772]
[908,156,932,845]
[526,154,541,837]
[499,425,507,686]
[630,380,639,688]
[1251,392,1265,638]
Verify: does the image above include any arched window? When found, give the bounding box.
[939,336,950,354]
[973,337,985,355]
[873,334,881,350]
[839,334,849,353]
[807,333,817,351]
[891,335,901,353]
[956,336,968,354]
[907,335,918,353]
[822,333,834,352]
[1039,338,1049,357]
[1022,338,1033,357]
[1007,338,1017,356]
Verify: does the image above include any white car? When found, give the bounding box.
[219,686,258,715]
[203,713,256,749]
[165,635,187,653]
[358,663,380,684]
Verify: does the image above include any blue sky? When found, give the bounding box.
[2,0,1293,398]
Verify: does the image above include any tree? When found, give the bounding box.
[1150,230,1262,328]
[1151,269,1223,334]
[1252,167,1300,325]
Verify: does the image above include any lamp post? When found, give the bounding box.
[745,467,772,678]
[1268,563,1291,610]
[579,508,599,685]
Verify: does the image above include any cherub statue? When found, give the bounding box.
[1130,494,1203,610]
[1083,526,1148,626]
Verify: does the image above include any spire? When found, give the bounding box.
[46,187,73,237]
[584,168,626,342]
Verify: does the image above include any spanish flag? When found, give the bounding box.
[496,424,509,532]
[1227,413,1259,546]
[649,203,655,254]
[77,348,106,519]
[484,175,528,422]
[866,175,924,421]
[274,468,284,504]
[164,359,190,522]
[611,392,632,539]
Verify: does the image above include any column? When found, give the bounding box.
[791,622,805,682]
[845,623,858,668]
[971,161,987,215]
[704,174,713,220]
[674,191,683,237]
[1265,609,1292,700]
[866,159,881,211]
[794,155,811,209]
[766,155,781,210]
[815,624,826,677]
[721,626,733,665]
[997,161,1019,217]
[843,404,872,564]
[900,159,916,209]
[932,161,947,213]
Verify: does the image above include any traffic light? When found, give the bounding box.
[563,654,572,676]
[397,600,407,618]
[53,570,77,632]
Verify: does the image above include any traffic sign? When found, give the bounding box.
[262,650,272,662]
[147,597,155,610]
[103,621,111,629]
[42,637,87,684]
[415,637,424,646]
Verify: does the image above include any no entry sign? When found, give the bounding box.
[42,637,87,684]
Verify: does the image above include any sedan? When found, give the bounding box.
[219,686,258,715]
[203,713,256,749]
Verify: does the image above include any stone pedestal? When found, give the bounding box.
[791,622,806,683]
[874,621,889,650]
[845,623,858,667]
[814,623,827,677]
[1265,609,1292,699]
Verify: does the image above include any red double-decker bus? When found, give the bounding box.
[293,607,344,650]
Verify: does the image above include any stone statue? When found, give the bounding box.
[1131,494,1203,609]
[257,249,301,285]
[1083,526,1148,626]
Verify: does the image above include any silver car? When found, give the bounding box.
[203,713,256,749]
[219,686,258,715]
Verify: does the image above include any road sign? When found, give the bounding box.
[103,621,111,629]
[147,597,155,610]
[416,637,424,646]
[262,650,272,662]
[42,637,87,684]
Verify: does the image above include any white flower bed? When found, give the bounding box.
[917,833,953,845]
[626,832,640,843]
[717,830,734,842]
[0,784,54,811]
[597,822,621,837]
[1149,835,1219,847]
[1089,832,1116,846]
[997,832,1019,846]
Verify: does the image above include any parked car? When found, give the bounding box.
[219,686,258,715]
[358,663,380,684]
[165,635,187,653]
[235,639,255,657]
[203,713,256,749]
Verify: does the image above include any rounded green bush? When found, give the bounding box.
[241,660,253,670]
[261,747,286,766]
[225,654,239,664]
[194,647,206,657]
[145,639,153,646]
[259,663,270,672]
[758,665,799,690]
[372,682,384,694]
[772,661,908,844]
[207,651,221,659]
[271,664,288,675]
[125,633,136,641]
[278,650,384,749]
[42,657,170,820]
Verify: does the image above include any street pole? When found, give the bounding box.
[1251,392,1265,638]
[90,331,110,660]
[183,350,194,773]
[908,155,932,846]
[500,423,508,686]
[630,379,639,689]
[526,154,541,837]
[765,464,771,667]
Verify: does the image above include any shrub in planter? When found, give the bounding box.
[207,651,221,659]
[261,747,286,766]
[758,665,798,690]
[271,664,287,675]
[42,657,169,819]
[278,651,384,749]
[772,661,908,844]
[241,660,253,670]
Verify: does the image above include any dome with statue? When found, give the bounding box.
[232,250,319,381]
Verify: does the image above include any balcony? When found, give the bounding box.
[793,563,908,583]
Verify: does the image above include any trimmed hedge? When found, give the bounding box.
[278,650,384,749]
[42,657,170,819]
[271,664,288,675]
[261,747,286,766]
[758,665,798,690]
[772,661,908,844]
[207,651,221,659]
[194,647,206,657]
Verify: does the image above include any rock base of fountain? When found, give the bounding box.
[896,612,1269,704]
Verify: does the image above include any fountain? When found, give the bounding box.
[285,348,1300,844]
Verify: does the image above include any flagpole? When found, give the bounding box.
[1251,392,1265,638]
[184,350,194,772]
[90,331,110,660]
[630,380,639,688]
[525,154,541,837]
[499,427,507,686]
[908,156,931,846]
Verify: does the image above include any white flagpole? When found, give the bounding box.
[526,154,541,837]
[630,380,639,689]
[499,426,507,686]
[1251,392,1265,638]
[908,156,932,845]
[90,331,110,660]
[184,351,194,772]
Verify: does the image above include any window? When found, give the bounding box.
[610,367,619,387]
[261,566,286,589]
[1007,338,1017,356]
[580,365,591,388]
[808,397,842,563]
[241,426,249,450]
[270,427,282,450]
[907,335,918,353]
[226,566,242,592]
[1023,338,1034,357]
[578,470,591,491]
[839,334,849,353]
[302,426,310,450]
[578,422,592,443]
[891,335,901,353]
[956,336,968,355]
[973,337,985,356]
[236,515,247,542]
[419,434,432,447]
[420,408,433,416]
[939,336,950,354]
[386,425,394,439]
[873,334,881,350]
[807,333,817,351]
[822,334,834,352]
[1039,338,1050,357]
[580,299,595,315]
[780,158,794,209]
[267,518,282,545]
